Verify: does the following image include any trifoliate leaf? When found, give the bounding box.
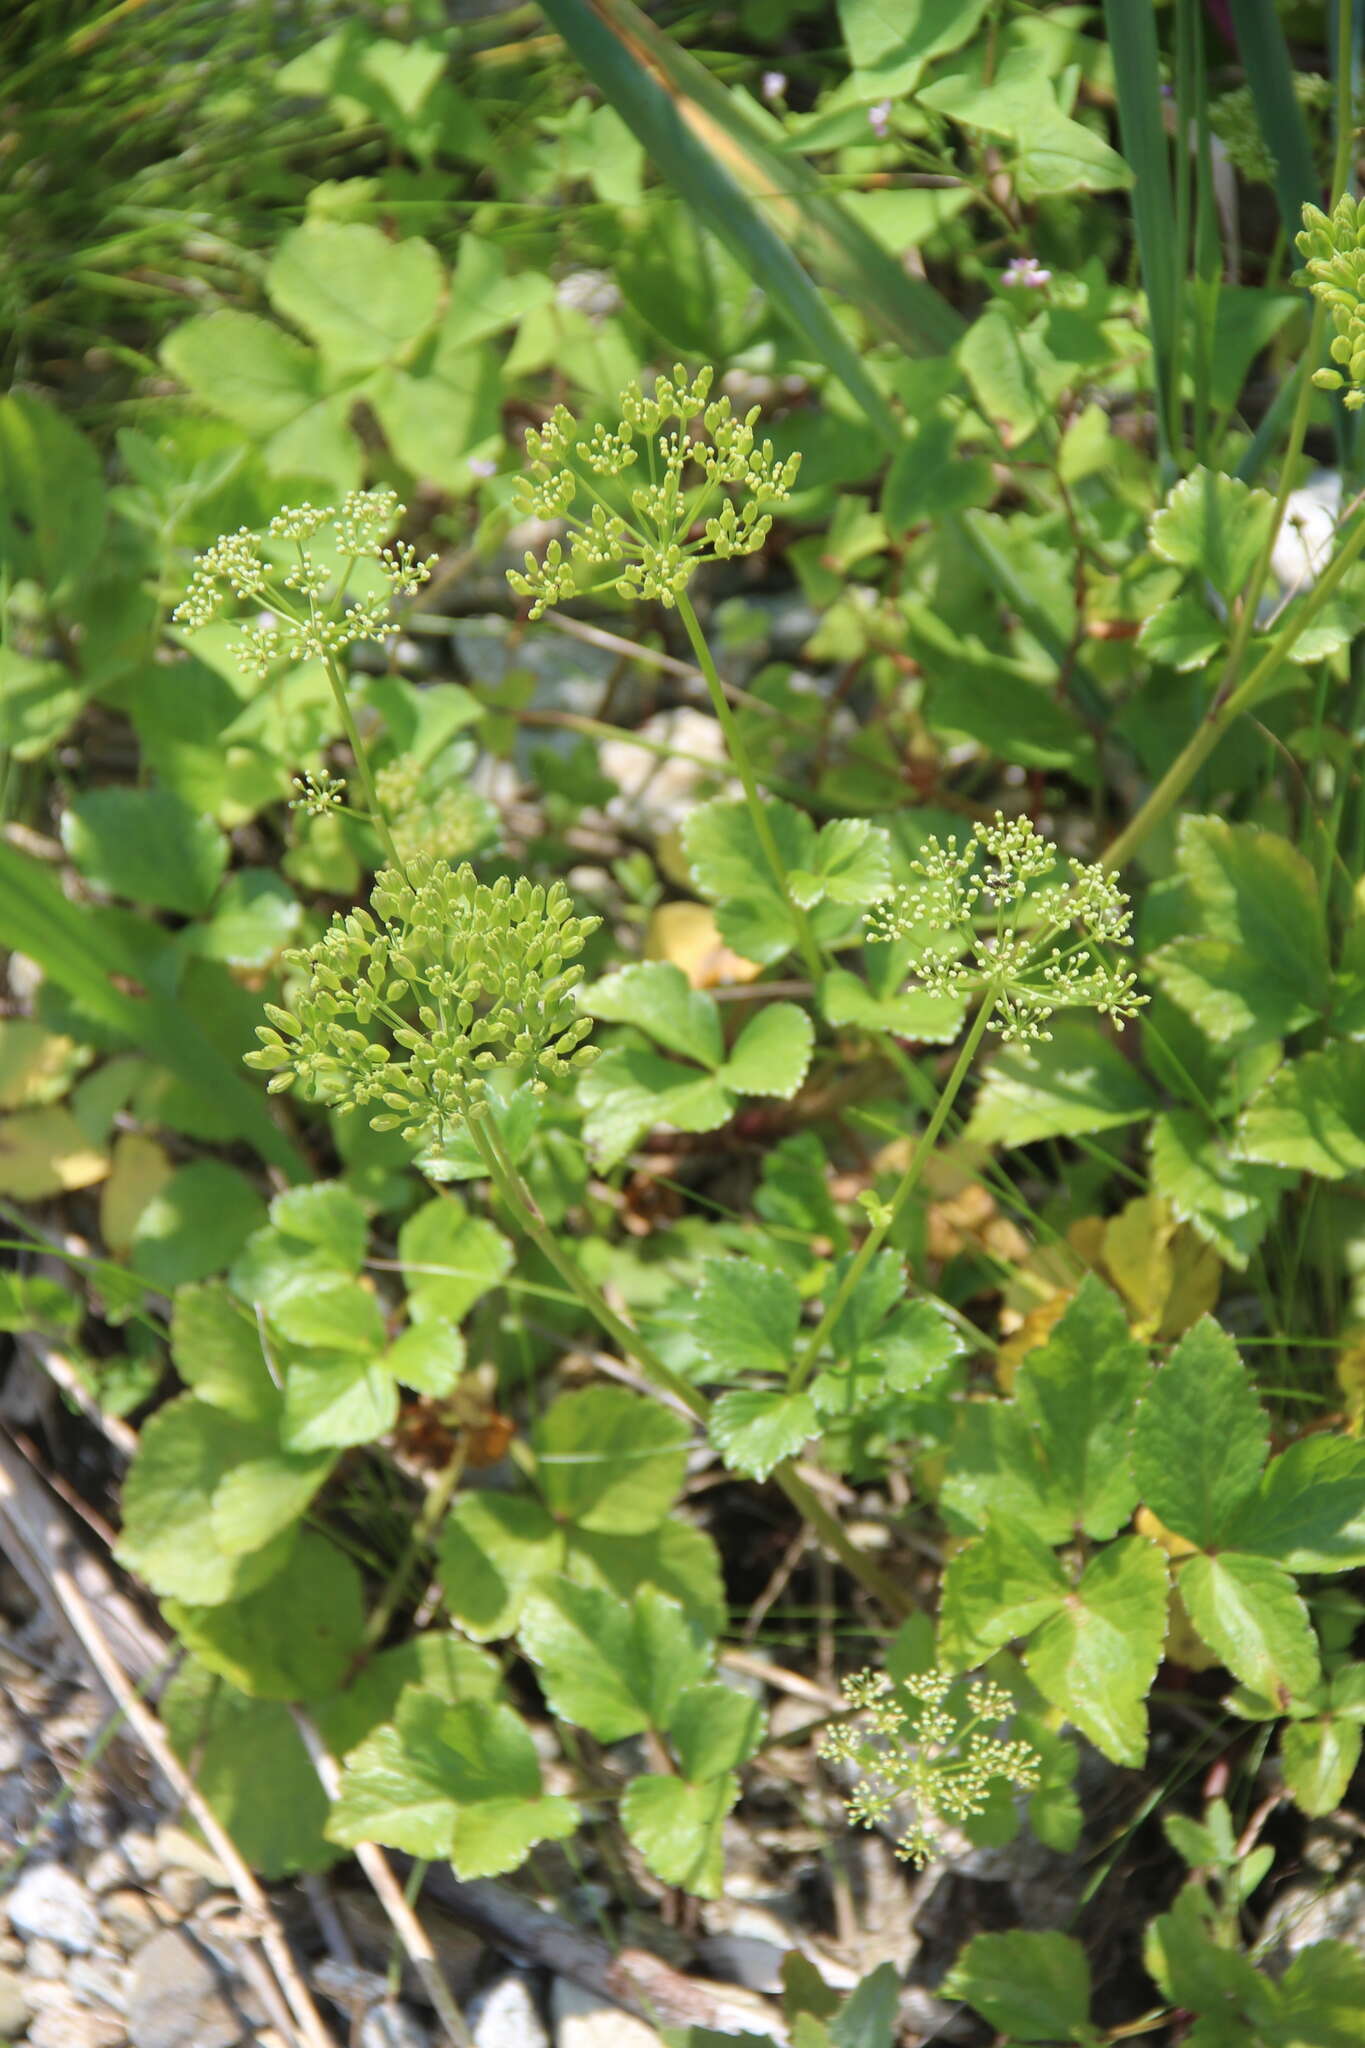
[941,1401,1073,1545]
[719,1002,814,1099]
[965,1019,1155,1147]
[570,1521,727,1640]
[1177,1552,1320,1700]
[691,1260,803,1379]
[1150,466,1278,602]
[1013,1275,1147,1540]
[519,1583,710,1740]
[938,1517,1067,1668]
[942,1930,1094,2044]
[683,797,815,965]
[326,1687,577,1876]
[709,1387,818,1480]
[1026,1536,1169,1766]
[1132,1319,1267,1550]
[1148,1110,1292,1269]
[533,1385,691,1535]
[163,1531,365,1701]
[283,1350,399,1451]
[171,1281,280,1424]
[621,1773,737,1898]
[787,818,892,909]
[398,1195,512,1322]
[1236,1043,1365,1178]
[319,1633,501,1761]
[584,961,723,1069]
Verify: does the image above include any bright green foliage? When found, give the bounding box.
[505,365,801,615]
[248,861,600,1140]
[684,798,889,965]
[62,785,228,917]
[965,1017,1157,1145]
[1148,1110,1292,1270]
[164,1531,366,1701]
[1149,467,1278,603]
[1132,1319,1269,1550]
[943,1929,1098,2044]
[1237,1042,1365,1177]
[579,961,813,1165]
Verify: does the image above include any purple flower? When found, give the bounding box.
[867,99,893,139]
[1002,254,1052,289]
[468,456,498,478]
[761,70,787,103]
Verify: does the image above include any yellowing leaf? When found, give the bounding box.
[0,1020,89,1108]
[0,1107,107,1198]
[996,1291,1072,1394]
[100,1133,176,1257]
[1101,1194,1220,1340]
[1162,1582,1223,1673]
[1134,1506,1199,1562]
[645,900,761,989]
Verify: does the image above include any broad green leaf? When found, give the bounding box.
[1178,1552,1319,1699]
[942,1930,1094,2044]
[519,1583,710,1740]
[162,1659,336,1876]
[787,819,891,910]
[941,1402,1073,1545]
[1014,1276,1147,1540]
[691,1260,803,1380]
[682,797,815,967]
[283,1350,398,1451]
[398,1195,512,1322]
[1132,1319,1268,1550]
[129,1161,268,1291]
[828,1962,900,2048]
[965,1019,1155,1147]
[62,785,228,918]
[326,1688,577,1876]
[1149,1110,1291,1270]
[116,1396,300,1605]
[709,1387,818,1480]
[720,1004,814,1099]
[668,1683,766,1781]
[162,310,316,432]
[570,1521,727,1640]
[533,1385,691,1535]
[0,388,106,590]
[1236,1043,1365,1179]
[1150,466,1278,602]
[921,45,1129,198]
[1143,1878,1278,2024]
[1027,1537,1169,1766]
[442,235,556,349]
[838,0,989,80]
[269,1181,368,1272]
[171,1281,279,1424]
[585,962,723,1069]
[385,1320,465,1396]
[938,1518,1067,1668]
[437,1495,564,1642]
[1137,591,1225,673]
[1281,1715,1363,1818]
[621,1773,737,1898]
[820,964,967,1045]
[1278,1941,1365,2046]
[1224,1435,1365,1573]
[193,870,301,968]
[210,1444,335,1558]
[882,411,993,531]
[319,1634,501,1761]
[579,1046,734,1168]
[270,1272,387,1356]
[164,1532,364,1701]
[863,1298,965,1394]
[267,221,443,373]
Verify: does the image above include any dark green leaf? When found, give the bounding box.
[1132,1319,1267,1549]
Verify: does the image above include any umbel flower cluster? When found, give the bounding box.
[819,1669,1040,1868]
[172,490,437,676]
[1299,196,1365,411]
[374,757,499,868]
[245,859,600,1142]
[867,812,1145,1043]
[506,364,802,617]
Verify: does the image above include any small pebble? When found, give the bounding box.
[359,1999,432,2048]
[118,1830,164,1884]
[101,1889,162,1950]
[84,1847,131,1895]
[551,1980,666,2048]
[0,1964,31,2036]
[26,1937,69,1979]
[26,1994,126,2048]
[157,1868,210,1915]
[128,1927,246,2048]
[0,1933,23,1966]
[5,1863,99,1954]
[155,1825,228,1887]
[469,1970,549,2048]
[67,1951,129,2014]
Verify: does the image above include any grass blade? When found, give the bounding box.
[1227,0,1323,242]
[0,841,306,1180]
[1102,0,1180,470]
[536,0,963,444]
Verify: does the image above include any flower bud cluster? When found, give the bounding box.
[867,812,1145,1043]
[819,1668,1040,1868]
[289,770,348,817]
[506,364,801,617]
[245,859,600,1142]
[173,490,438,674]
[1299,197,1365,411]
[374,757,500,868]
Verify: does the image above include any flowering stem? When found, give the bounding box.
[319,650,403,873]
[790,1002,992,1389]
[674,591,826,984]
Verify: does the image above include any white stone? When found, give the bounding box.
[67,1951,129,2013]
[100,1888,162,1950]
[551,1979,666,2048]
[0,1965,31,2037]
[83,1848,130,1896]
[117,1831,164,1884]
[26,1994,126,2048]
[5,1864,98,1954]
[358,2000,431,2048]
[26,1938,68,1979]
[470,1970,549,2048]
[128,1927,246,2048]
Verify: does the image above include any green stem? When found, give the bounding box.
[674,589,825,984]
[465,1105,916,1614]
[320,651,402,873]
[1108,492,1365,869]
[791,1003,993,1389]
